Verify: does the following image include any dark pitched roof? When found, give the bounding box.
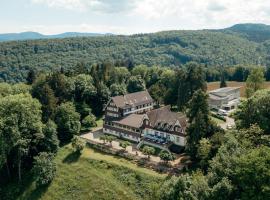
[147,106,187,130]
[111,90,153,109]
[113,114,145,128]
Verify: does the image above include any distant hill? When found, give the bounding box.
[1,23,270,82]
[0,31,111,42]
[221,23,270,42]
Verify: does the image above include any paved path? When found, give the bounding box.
[219,116,235,130]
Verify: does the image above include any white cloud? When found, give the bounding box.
[31,0,138,13]
[14,0,270,34]
[131,0,270,29]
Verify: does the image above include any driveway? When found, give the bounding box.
[220,116,235,130]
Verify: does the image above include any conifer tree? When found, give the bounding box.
[220,72,227,88]
[186,89,210,158]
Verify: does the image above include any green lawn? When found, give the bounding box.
[5,145,164,200]
[210,116,225,125]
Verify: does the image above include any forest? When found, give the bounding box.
[0,60,270,199]
[3,26,270,82]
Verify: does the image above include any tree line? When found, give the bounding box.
[2,28,270,83]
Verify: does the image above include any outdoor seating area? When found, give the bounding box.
[144,134,168,145]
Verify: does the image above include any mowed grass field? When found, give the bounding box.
[4,145,164,200]
[207,81,270,97]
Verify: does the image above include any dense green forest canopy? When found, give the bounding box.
[2,24,270,82]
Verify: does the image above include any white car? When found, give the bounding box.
[227,124,233,129]
[218,109,228,116]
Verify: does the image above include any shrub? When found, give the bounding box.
[142,146,155,159]
[120,141,131,151]
[159,150,175,163]
[71,136,86,153]
[81,114,96,131]
[32,152,56,187]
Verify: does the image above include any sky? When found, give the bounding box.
[1,0,270,35]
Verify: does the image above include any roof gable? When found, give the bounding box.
[146,106,187,130]
[111,90,153,108]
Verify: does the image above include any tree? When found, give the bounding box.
[47,72,70,103]
[71,136,86,153]
[176,68,189,111]
[157,172,210,200]
[110,83,127,96]
[40,120,59,153]
[26,69,37,85]
[0,93,44,182]
[32,152,56,187]
[55,102,81,143]
[127,75,146,93]
[131,65,149,80]
[142,146,155,159]
[233,146,270,199]
[185,62,207,99]
[235,90,270,134]
[148,83,166,106]
[108,67,130,85]
[73,74,97,102]
[92,83,110,116]
[32,77,57,122]
[232,65,249,82]
[220,71,227,88]
[246,68,265,97]
[210,178,233,200]
[99,135,107,144]
[265,66,270,81]
[235,124,268,147]
[159,150,175,164]
[197,138,212,169]
[106,135,116,146]
[186,89,211,158]
[75,101,92,120]
[81,114,97,131]
[119,141,131,152]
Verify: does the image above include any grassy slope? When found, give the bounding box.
[15,145,163,200]
[207,81,270,97]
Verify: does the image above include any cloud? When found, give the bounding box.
[31,0,138,13]
[207,1,226,12]
[132,0,270,29]
[21,0,270,34]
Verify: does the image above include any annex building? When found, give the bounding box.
[208,87,241,113]
[103,91,187,150]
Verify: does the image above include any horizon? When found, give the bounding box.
[0,23,269,36]
[2,0,270,35]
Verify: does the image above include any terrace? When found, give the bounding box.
[143,133,169,145]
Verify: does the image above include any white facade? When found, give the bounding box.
[209,87,241,111]
[103,127,140,142]
[143,128,186,146]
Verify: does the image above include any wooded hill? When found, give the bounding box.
[1,23,270,82]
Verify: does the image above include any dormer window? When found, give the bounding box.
[174,125,181,132]
[143,119,150,126]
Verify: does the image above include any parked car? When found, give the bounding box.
[218,109,228,116]
[227,124,233,129]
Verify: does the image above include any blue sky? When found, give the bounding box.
[1,0,270,34]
